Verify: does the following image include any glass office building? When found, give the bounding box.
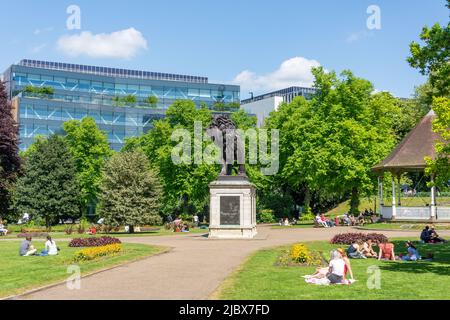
[3,59,240,150]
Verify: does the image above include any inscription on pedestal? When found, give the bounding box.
[220,196,240,225]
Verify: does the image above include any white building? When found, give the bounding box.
[241,86,316,127]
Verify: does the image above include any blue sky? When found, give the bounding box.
[1,0,447,98]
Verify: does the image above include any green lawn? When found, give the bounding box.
[216,239,450,300]
[0,241,166,298]
[359,223,450,231]
[1,227,208,240]
[326,197,450,217]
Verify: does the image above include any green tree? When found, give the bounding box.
[63,117,113,215]
[124,101,217,217]
[407,0,449,97]
[98,150,162,232]
[426,97,450,186]
[13,135,81,228]
[265,68,400,215]
[0,81,21,221]
[408,0,450,187]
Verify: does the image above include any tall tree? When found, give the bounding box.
[409,0,450,187]
[98,150,162,232]
[407,0,450,98]
[0,81,21,221]
[13,135,81,228]
[265,68,400,215]
[63,117,113,215]
[124,100,218,217]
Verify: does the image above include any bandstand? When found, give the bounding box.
[372,110,450,222]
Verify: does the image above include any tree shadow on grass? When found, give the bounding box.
[377,240,450,276]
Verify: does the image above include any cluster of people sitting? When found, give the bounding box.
[173,217,190,233]
[315,211,375,228]
[420,226,447,244]
[19,236,59,257]
[315,214,336,228]
[305,237,433,286]
[347,239,425,261]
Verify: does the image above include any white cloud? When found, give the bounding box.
[57,28,148,59]
[232,56,321,94]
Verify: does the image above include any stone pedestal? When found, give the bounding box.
[209,176,257,239]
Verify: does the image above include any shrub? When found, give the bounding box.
[73,244,122,262]
[300,212,315,222]
[258,209,276,223]
[68,236,121,248]
[330,233,388,245]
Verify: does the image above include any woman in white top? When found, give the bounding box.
[44,236,58,256]
[327,250,346,284]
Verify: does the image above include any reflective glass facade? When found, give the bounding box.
[3,60,240,150]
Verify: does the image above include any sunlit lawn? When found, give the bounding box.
[216,239,450,300]
[1,226,209,240]
[0,241,166,298]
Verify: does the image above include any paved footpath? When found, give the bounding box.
[12,226,450,300]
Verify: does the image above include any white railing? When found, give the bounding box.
[396,207,430,220]
[382,206,450,221]
[437,207,450,221]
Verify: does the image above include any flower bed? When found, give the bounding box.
[276,243,322,267]
[73,244,122,262]
[330,232,388,245]
[68,236,121,248]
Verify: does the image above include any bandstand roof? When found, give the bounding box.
[372,110,441,173]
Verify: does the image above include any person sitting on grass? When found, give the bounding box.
[336,248,355,284]
[327,250,346,284]
[401,241,421,261]
[430,227,447,243]
[347,240,367,259]
[41,235,59,256]
[378,241,396,261]
[19,236,37,257]
[0,220,8,236]
[420,226,432,243]
[362,239,377,258]
[181,224,190,233]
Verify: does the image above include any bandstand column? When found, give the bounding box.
[430,175,437,221]
[391,175,397,219]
